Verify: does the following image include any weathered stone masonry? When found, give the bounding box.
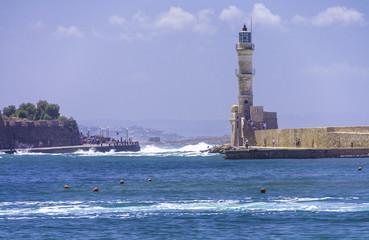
[229,25,369,150]
[0,119,81,149]
[230,24,278,147]
[255,126,369,149]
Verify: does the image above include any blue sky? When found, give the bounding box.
[1,0,369,128]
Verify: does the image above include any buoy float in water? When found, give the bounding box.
[260,188,266,193]
[64,185,70,189]
[148,178,152,182]
[120,180,124,184]
[358,167,362,171]
[93,187,99,192]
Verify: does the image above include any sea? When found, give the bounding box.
[1,143,369,239]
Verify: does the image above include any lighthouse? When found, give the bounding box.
[230,24,278,147]
[237,23,254,121]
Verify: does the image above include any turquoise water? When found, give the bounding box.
[1,144,369,239]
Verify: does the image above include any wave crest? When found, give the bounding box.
[73,142,214,157]
[1,197,368,220]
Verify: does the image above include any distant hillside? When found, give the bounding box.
[78,124,186,142]
[78,119,230,140]
[158,137,230,146]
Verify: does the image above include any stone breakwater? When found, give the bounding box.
[208,144,232,154]
[224,147,369,159]
[209,144,369,159]
[254,126,369,149]
[20,143,141,154]
[0,118,80,149]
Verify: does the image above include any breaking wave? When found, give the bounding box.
[1,142,215,157]
[1,197,368,220]
[73,142,214,157]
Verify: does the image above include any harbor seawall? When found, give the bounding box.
[254,126,369,148]
[224,147,369,159]
[1,143,140,154]
[28,143,140,153]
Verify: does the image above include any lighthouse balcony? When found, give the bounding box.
[236,43,255,50]
[235,68,256,75]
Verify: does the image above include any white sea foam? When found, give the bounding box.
[13,150,61,156]
[139,142,213,157]
[273,197,360,202]
[74,148,116,156]
[72,142,215,157]
[1,142,215,157]
[1,198,369,220]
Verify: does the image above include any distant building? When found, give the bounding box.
[230,24,278,147]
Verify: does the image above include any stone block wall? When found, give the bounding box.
[249,106,278,130]
[327,132,369,148]
[264,111,278,129]
[0,119,81,149]
[254,126,369,148]
[250,106,264,122]
[327,126,369,133]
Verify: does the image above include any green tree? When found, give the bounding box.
[17,103,36,120]
[45,104,60,120]
[3,105,16,117]
[57,116,68,121]
[34,100,48,120]
[43,113,52,120]
[16,110,28,119]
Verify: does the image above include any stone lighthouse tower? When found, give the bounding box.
[230,24,254,147]
[237,23,254,121]
[230,24,278,147]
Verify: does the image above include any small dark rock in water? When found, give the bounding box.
[208,144,232,154]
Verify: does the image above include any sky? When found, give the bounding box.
[1,0,369,129]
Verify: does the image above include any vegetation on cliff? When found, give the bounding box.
[2,100,73,121]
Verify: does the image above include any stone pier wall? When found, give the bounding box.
[254,126,369,148]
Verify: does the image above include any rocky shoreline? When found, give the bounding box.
[208,144,233,154]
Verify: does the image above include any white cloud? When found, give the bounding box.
[111,7,217,41]
[252,3,283,28]
[110,15,126,26]
[193,9,217,35]
[31,21,44,30]
[154,7,196,30]
[291,15,308,25]
[55,25,83,38]
[219,5,245,22]
[292,6,364,27]
[153,7,217,35]
[119,32,145,42]
[312,6,364,26]
[133,11,150,23]
[92,29,104,39]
